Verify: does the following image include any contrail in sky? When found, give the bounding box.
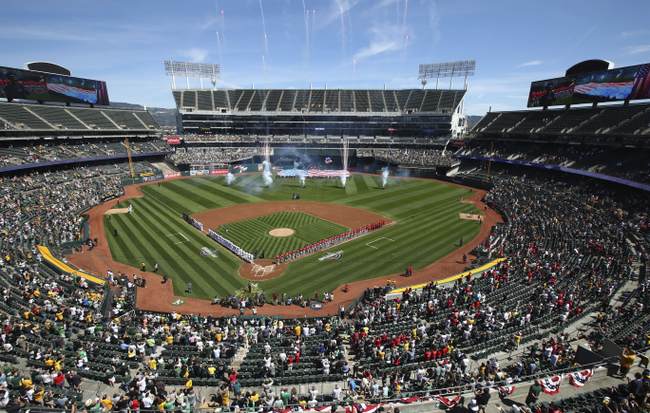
[302,0,310,60]
[259,0,269,55]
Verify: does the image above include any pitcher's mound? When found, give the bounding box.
[269,228,295,237]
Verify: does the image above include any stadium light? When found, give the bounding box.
[418,60,476,89]
[164,60,221,89]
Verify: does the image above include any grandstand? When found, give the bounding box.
[0,101,160,138]
[173,88,468,138]
[472,103,650,145]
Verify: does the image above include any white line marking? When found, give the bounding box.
[365,236,395,249]
[167,232,189,244]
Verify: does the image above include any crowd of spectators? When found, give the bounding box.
[0,162,155,259]
[0,153,646,411]
[459,142,650,184]
[0,139,169,168]
[176,134,443,146]
[358,148,458,167]
[169,147,261,165]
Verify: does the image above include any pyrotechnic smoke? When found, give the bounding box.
[262,160,273,186]
[381,168,389,188]
[226,172,235,186]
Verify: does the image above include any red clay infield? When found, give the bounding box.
[67,175,501,318]
[192,200,388,231]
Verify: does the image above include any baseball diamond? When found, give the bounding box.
[102,173,483,299]
[215,211,348,258]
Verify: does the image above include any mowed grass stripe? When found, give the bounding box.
[126,199,216,297]
[219,219,272,244]
[132,198,241,296]
[142,198,243,286]
[268,199,469,292]
[196,177,264,204]
[362,174,378,189]
[108,214,162,268]
[409,220,480,266]
[154,181,214,211]
[218,211,347,258]
[104,215,136,263]
[142,186,195,215]
[341,179,429,206]
[272,205,456,288]
[274,210,473,295]
[293,220,347,244]
[365,184,460,212]
[163,181,223,210]
[353,174,369,192]
[344,174,358,195]
[387,188,471,220]
[108,211,203,296]
[380,188,471,222]
[293,218,475,295]
[172,179,238,208]
[146,185,205,214]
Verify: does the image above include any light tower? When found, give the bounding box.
[164,60,221,89]
[418,60,476,89]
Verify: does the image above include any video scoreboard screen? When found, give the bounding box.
[0,66,109,105]
[528,63,650,107]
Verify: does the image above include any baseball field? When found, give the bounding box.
[104,173,482,299]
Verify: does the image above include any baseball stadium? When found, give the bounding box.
[0,1,649,412]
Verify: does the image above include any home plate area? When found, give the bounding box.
[251,263,276,277]
[365,236,395,250]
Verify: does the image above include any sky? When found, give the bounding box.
[2,0,650,115]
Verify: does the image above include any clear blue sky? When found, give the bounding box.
[2,0,650,114]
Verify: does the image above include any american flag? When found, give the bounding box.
[573,81,633,100]
[47,82,98,104]
[631,64,650,100]
[434,395,461,408]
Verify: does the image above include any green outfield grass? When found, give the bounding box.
[216,211,348,259]
[104,174,482,299]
